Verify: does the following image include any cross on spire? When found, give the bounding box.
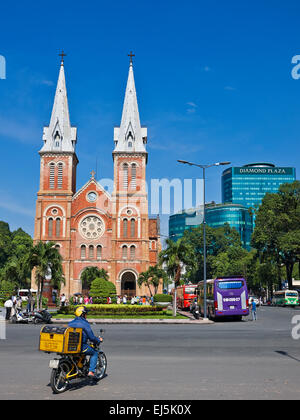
[59,50,67,64]
[90,170,96,178]
[128,51,135,64]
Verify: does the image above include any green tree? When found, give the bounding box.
[81,267,108,291]
[182,224,243,283]
[138,265,168,297]
[0,221,12,269]
[27,241,64,309]
[252,181,300,290]
[159,238,196,315]
[138,270,153,297]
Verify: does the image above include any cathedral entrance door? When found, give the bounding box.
[121,271,136,298]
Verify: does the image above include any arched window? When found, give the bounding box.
[89,245,94,259]
[131,163,136,190]
[81,245,86,260]
[123,218,128,238]
[123,163,128,189]
[97,245,102,260]
[122,245,128,259]
[54,131,61,148]
[57,162,63,189]
[49,163,55,189]
[130,219,135,238]
[48,218,53,237]
[55,218,61,237]
[130,245,136,260]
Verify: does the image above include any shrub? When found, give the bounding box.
[153,294,172,303]
[89,278,116,299]
[58,304,165,316]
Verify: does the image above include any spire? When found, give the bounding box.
[40,55,77,153]
[113,55,147,153]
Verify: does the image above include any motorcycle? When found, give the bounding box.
[33,309,52,324]
[190,301,200,320]
[11,308,34,324]
[49,329,107,394]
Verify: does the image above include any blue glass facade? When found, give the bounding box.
[169,203,253,250]
[222,163,296,210]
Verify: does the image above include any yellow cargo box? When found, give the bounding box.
[39,325,82,354]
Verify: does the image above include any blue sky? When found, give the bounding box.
[0,0,300,239]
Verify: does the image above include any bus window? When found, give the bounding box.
[217,281,244,289]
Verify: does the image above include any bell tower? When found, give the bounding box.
[33,53,78,298]
[111,54,150,294]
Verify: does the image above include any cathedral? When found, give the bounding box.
[33,55,161,299]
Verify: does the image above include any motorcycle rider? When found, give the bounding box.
[68,306,103,378]
[190,297,199,318]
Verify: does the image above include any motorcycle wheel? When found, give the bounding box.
[33,317,40,325]
[50,360,71,394]
[95,352,107,380]
[11,315,17,324]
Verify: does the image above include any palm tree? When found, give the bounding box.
[138,266,167,297]
[148,266,168,295]
[27,241,64,310]
[159,238,196,315]
[138,270,153,296]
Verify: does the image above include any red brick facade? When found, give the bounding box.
[32,61,161,299]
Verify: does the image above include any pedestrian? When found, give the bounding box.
[251,299,257,321]
[4,297,13,320]
[89,296,93,304]
[60,293,66,307]
[117,296,121,304]
[16,296,22,310]
[52,289,57,305]
[122,295,127,305]
[84,295,89,305]
[27,293,34,313]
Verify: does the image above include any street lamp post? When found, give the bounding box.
[177,160,231,319]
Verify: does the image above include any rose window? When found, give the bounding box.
[79,216,104,239]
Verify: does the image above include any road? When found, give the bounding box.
[0,306,300,400]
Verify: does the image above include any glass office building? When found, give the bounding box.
[169,202,253,250]
[222,163,296,210]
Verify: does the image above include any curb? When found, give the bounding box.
[51,318,214,325]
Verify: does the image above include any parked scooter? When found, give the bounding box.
[33,309,52,324]
[11,308,34,324]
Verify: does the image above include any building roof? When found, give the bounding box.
[113,61,147,154]
[40,60,77,154]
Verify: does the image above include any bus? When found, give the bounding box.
[176,284,198,310]
[18,289,37,301]
[272,290,299,307]
[196,277,249,320]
